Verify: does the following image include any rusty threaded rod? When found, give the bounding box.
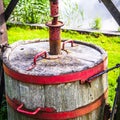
[49,26,61,55]
[50,0,59,17]
[52,17,58,25]
[46,0,63,55]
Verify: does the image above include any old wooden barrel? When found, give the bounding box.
[3,40,108,120]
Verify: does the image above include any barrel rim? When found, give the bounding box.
[3,57,107,85]
[3,39,107,70]
[3,39,107,84]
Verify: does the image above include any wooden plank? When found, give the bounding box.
[101,0,120,26]
[0,0,8,107]
[4,73,108,120]
[0,0,8,45]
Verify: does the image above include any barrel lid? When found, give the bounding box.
[3,40,107,76]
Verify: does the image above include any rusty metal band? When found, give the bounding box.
[3,58,107,85]
[6,89,108,120]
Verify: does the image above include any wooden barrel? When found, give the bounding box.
[3,40,108,120]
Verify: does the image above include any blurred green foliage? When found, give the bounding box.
[91,17,102,30]
[3,0,50,24]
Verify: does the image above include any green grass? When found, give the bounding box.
[7,27,49,44]
[1,27,119,119]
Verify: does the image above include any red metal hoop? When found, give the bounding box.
[6,89,108,120]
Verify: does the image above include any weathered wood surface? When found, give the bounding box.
[3,40,108,120]
[5,73,107,120]
[3,40,107,76]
